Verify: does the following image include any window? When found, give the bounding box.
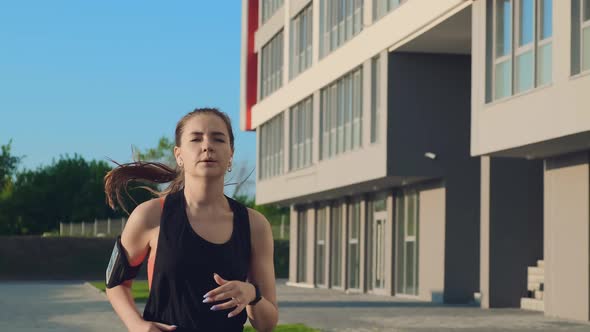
[259,113,284,180]
[370,55,381,143]
[320,67,363,160]
[296,209,307,283]
[290,96,313,171]
[290,5,313,79]
[395,191,419,296]
[315,207,328,286]
[572,0,590,75]
[486,0,553,102]
[330,203,343,288]
[260,31,284,100]
[373,0,403,21]
[320,0,364,58]
[261,0,284,24]
[347,201,361,289]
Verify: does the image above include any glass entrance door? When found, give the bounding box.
[369,210,387,293]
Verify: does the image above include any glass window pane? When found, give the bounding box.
[573,0,582,75]
[405,241,415,294]
[495,59,512,99]
[540,0,553,39]
[496,0,512,57]
[584,27,590,71]
[519,0,534,46]
[515,50,534,93]
[585,0,590,22]
[537,42,552,85]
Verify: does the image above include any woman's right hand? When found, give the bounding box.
[129,320,177,332]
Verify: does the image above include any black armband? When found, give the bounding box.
[105,235,141,289]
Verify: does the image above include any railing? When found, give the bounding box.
[60,215,290,240]
[59,218,127,237]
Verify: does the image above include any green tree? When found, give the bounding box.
[0,139,23,199]
[0,154,155,235]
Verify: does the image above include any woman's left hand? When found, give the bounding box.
[202,273,256,318]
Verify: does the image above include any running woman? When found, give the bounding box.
[103,108,278,332]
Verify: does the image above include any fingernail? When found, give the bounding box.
[171,325,177,328]
[202,298,210,303]
[203,293,209,298]
[210,305,217,311]
[227,313,233,318]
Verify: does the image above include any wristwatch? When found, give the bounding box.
[248,283,262,305]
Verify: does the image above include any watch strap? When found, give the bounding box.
[248,283,262,305]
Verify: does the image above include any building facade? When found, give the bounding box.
[240,0,590,321]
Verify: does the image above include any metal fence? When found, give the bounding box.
[60,216,290,240]
[60,218,127,237]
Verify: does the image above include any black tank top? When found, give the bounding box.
[142,188,251,332]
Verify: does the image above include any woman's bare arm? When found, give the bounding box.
[105,198,165,331]
[245,208,279,332]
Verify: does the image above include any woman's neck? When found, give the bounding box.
[183,177,228,212]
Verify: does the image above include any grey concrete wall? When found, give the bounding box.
[387,52,480,303]
[480,157,544,308]
[544,152,590,321]
[387,52,471,178]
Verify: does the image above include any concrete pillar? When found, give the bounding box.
[480,157,543,307]
[289,205,298,284]
[306,206,315,285]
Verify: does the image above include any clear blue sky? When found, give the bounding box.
[0,1,256,177]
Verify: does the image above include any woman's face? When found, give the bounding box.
[174,113,233,179]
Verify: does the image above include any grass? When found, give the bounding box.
[88,280,319,332]
[89,280,150,302]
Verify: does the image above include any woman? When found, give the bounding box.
[103,108,278,332]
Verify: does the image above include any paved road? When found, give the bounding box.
[1,280,590,331]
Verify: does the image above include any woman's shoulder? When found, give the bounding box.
[129,196,165,230]
[246,207,271,235]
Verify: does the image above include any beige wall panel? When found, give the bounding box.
[418,187,446,302]
[544,155,590,321]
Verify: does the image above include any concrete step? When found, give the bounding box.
[527,282,543,291]
[537,260,544,268]
[521,298,544,312]
[528,266,544,276]
[527,274,544,284]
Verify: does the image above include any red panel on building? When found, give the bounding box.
[245,0,259,131]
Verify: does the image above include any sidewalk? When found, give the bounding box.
[1,280,589,331]
[274,279,590,332]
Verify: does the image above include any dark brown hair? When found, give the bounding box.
[104,107,235,214]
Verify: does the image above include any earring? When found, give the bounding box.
[227,164,232,172]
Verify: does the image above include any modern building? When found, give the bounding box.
[472,0,590,322]
[240,0,590,322]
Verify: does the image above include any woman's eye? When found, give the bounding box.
[191,138,202,142]
[215,139,225,143]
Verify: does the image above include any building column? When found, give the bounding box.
[288,204,298,284]
[480,156,543,307]
[306,206,316,286]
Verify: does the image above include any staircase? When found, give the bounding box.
[520,260,544,311]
